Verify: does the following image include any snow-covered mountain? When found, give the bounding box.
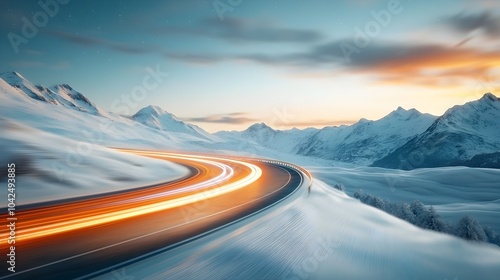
[214,108,436,165]
[132,105,214,141]
[1,71,499,169]
[0,72,105,116]
[373,93,500,169]
[215,123,317,154]
[0,72,214,148]
[290,107,436,165]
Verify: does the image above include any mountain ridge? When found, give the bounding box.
[1,71,498,169]
[372,93,500,169]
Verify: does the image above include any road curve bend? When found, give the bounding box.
[0,149,311,280]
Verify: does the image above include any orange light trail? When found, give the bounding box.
[0,151,262,243]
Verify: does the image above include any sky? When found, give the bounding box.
[1,0,500,132]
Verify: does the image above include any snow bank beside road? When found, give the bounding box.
[94,179,500,280]
[0,118,189,207]
[311,166,500,232]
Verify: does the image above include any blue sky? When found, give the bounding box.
[1,0,500,132]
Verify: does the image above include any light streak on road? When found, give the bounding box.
[0,152,262,243]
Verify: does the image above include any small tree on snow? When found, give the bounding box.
[333,183,345,192]
[483,226,500,246]
[456,216,487,242]
[392,202,416,224]
[410,200,429,227]
[419,206,449,233]
[353,189,364,200]
[371,196,387,211]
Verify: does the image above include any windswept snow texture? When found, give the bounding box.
[93,181,500,280]
[311,166,500,232]
[0,118,189,207]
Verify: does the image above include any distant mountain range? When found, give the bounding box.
[372,93,500,169]
[1,71,499,169]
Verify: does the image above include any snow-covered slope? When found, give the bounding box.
[312,166,500,232]
[295,107,437,165]
[132,105,215,141]
[0,118,189,206]
[94,179,500,280]
[373,93,500,169]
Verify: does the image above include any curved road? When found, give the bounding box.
[0,149,311,280]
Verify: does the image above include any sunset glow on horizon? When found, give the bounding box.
[1,0,500,132]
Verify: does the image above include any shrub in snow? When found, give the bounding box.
[455,216,487,242]
[419,206,451,233]
[410,200,427,218]
[483,226,500,246]
[391,202,416,225]
[333,183,345,192]
[353,189,363,199]
[350,188,499,245]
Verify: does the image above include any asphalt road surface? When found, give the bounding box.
[0,150,310,279]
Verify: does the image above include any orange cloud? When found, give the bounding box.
[356,47,500,88]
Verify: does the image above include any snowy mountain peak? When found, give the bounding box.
[384,106,424,121]
[444,92,500,118]
[134,105,170,118]
[0,71,29,85]
[132,105,213,140]
[0,71,50,102]
[374,92,500,169]
[133,105,182,122]
[50,84,95,108]
[57,84,74,91]
[479,92,499,103]
[245,122,274,132]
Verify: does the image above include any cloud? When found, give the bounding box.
[183,112,258,124]
[283,119,359,128]
[46,27,500,89]
[165,40,500,88]
[46,30,153,54]
[443,11,500,38]
[155,17,324,44]
[10,60,69,70]
[163,52,225,64]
